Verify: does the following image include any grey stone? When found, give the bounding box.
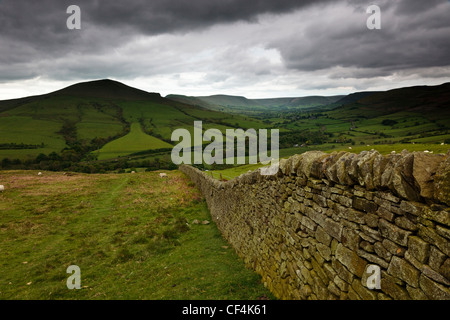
[419,274,450,300]
[379,219,412,247]
[434,151,450,206]
[323,218,343,240]
[429,246,447,271]
[315,226,332,246]
[382,239,406,257]
[376,207,395,222]
[387,256,420,288]
[436,225,450,240]
[352,278,378,300]
[374,241,392,262]
[335,243,367,278]
[408,236,430,264]
[412,152,445,200]
[342,228,360,251]
[440,259,450,282]
[418,225,450,256]
[332,258,354,284]
[380,271,411,300]
[406,285,429,300]
[353,197,378,213]
[395,216,418,231]
[364,213,379,228]
[316,243,332,261]
[357,249,389,269]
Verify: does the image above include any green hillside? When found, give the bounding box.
[0,79,449,173]
[0,79,268,171]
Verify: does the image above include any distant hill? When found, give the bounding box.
[1,79,449,173]
[0,79,265,162]
[332,82,450,120]
[253,96,344,108]
[51,79,162,101]
[166,93,344,115]
[331,92,380,107]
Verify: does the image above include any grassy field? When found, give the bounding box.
[0,170,273,300]
[0,116,67,160]
[96,123,173,160]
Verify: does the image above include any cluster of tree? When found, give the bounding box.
[279,129,331,148]
[0,143,45,150]
[381,119,399,126]
[0,152,179,173]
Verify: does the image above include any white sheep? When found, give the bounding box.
[38,172,42,176]
[159,173,167,178]
[0,185,4,192]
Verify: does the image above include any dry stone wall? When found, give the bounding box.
[180,150,450,300]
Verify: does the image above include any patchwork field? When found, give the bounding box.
[96,123,173,160]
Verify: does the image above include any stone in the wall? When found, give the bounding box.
[374,241,393,262]
[315,226,332,246]
[379,219,412,247]
[412,152,445,200]
[387,256,420,288]
[380,271,411,300]
[433,151,450,206]
[357,249,389,269]
[295,151,327,179]
[408,236,430,264]
[356,150,380,190]
[332,258,354,285]
[439,258,450,281]
[407,285,429,300]
[436,225,450,240]
[428,246,446,272]
[337,152,358,186]
[422,265,450,286]
[419,274,450,300]
[335,244,367,278]
[394,216,418,231]
[323,151,347,183]
[364,213,379,228]
[323,217,343,240]
[352,196,378,213]
[351,278,378,300]
[376,207,395,222]
[418,225,450,257]
[342,227,360,251]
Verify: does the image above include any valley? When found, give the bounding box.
[0,80,449,173]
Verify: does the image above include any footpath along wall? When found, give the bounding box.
[180,150,450,300]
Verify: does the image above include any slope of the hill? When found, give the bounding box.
[0,79,265,161]
[332,82,450,120]
[51,79,162,101]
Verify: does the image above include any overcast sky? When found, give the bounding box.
[1,0,450,99]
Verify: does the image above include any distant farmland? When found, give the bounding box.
[96,123,173,160]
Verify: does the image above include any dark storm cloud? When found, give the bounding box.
[272,0,450,76]
[0,0,449,92]
[0,0,333,81]
[0,0,330,43]
[85,0,333,33]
